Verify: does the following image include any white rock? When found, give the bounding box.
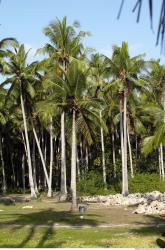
[22,206,33,209]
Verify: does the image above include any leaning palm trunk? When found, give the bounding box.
[47,117,53,197]
[59,111,67,201]
[0,135,6,194]
[127,127,134,178]
[32,138,39,195]
[100,111,107,189]
[31,120,49,188]
[20,90,36,198]
[160,143,165,181]
[122,91,129,196]
[71,110,77,211]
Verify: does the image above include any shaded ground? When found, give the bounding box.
[0,194,164,247]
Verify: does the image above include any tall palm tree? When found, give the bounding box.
[1,42,39,197]
[141,60,165,180]
[37,16,89,200]
[89,53,110,188]
[45,60,106,210]
[105,41,145,196]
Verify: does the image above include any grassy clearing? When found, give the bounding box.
[0,195,164,247]
[0,226,163,248]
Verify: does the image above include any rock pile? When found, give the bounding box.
[80,191,165,215]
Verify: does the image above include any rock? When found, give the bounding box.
[133,204,146,214]
[0,197,15,205]
[159,210,165,216]
[22,205,33,209]
[146,191,161,201]
[81,192,165,215]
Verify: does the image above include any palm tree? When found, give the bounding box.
[89,53,110,188]
[37,16,89,200]
[46,60,105,210]
[106,41,145,195]
[1,42,39,197]
[141,61,165,180]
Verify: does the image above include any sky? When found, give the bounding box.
[0,0,164,63]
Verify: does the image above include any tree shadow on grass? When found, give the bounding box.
[0,208,101,226]
[0,208,100,247]
[129,214,165,248]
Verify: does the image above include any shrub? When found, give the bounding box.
[77,170,108,195]
[77,171,165,195]
[128,173,165,193]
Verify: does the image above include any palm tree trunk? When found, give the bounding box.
[20,90,36,198]
[31,120,49,188]
[32,138,39,195]
[80,140,84,175]
[47,117,53,197]
[44,134,47,190]
[85,146,89,171]
[158,148,162,179]
[160,143,165,181]
[77,148,80,181]
[120,100,125,191]
[122,91,129,196]
[127,127,134,178]
[100,111,107,189]
[59,111,67,201]
[8,143,16,188]
[22,153,25,194]
[0,135,6,194]
[11,154,16,188]
[71,110,77,211]
[135,135,138,167]
[112,130,116,178]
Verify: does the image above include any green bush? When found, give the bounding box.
[77,172,165,195]
[77,170,109,195]
[128,173,165,193]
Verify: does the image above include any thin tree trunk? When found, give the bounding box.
[44,134,47,190]
[100,111,107,189]
[135,135,138,167]
[11,154,16,188]
[0,135,6,194]
[20,90,36,198]
[160,143,165,181]
[77,154,80,181]
[122,91,129,196]
[127,127,134,178]
[8,143,16,188]
[22,153,25,194]
[85,146,89,171]
[32,138,39,195]
[71,110,77,211]
[31,120,49,187]
[59,111,67,201]
[158,148,162,179]
[112,130,116,178]
[80,140,84,175]
[120,101,125,189]
[47,117,53,197]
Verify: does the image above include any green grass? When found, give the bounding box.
[0,195,164,247]
[0,226,163,248]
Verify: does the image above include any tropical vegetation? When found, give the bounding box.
[0,17,165,211]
